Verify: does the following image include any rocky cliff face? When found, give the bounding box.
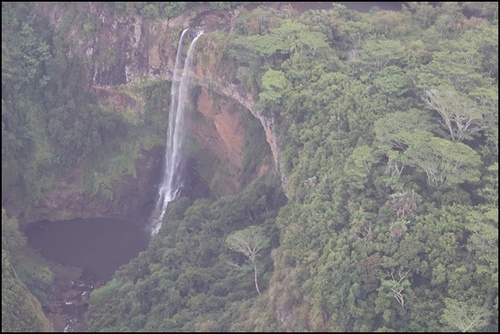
[18,147,162,226]
[189,73,289,196]
[22,3,286,225]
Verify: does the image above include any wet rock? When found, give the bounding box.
[44,302,63,314]
[37,266,99,332]
[62,289,82,301]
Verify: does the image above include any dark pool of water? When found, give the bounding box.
[25,218,150,283]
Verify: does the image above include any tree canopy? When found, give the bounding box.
[2,2,498,332]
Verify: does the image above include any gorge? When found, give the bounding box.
[4,3,279,330]
[2,2,498,333]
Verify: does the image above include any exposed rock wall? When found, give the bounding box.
[18,147,162,227]
[25,3,288,225]
[189,74,289,197]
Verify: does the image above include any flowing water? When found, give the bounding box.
[150,29,204,235]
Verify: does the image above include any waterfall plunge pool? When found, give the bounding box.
[25,217,150,283]
[24,217,150,331]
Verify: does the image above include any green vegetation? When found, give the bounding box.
[1,209,53,332]
[259,3,497,331]
[1,4,173,329]
[2,250,54,332]
[85,174,286,331]
[1,2,173,209]
[111,2,247,20]
[226,225,270,294]
[2,1,498,332]
[85,2,497,331]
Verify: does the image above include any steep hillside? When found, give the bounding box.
[2,2,498,332]
[2,210,53,332]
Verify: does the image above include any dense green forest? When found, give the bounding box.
[2,2,498,332]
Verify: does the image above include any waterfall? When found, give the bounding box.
[150,29,204,235]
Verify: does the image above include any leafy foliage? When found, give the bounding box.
[2,250,53,332]
[1,209,53,332]
[85,175,285,331]
[1,2,173,209]
[2,2,498,333]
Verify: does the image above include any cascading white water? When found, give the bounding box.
[150,29,204,235]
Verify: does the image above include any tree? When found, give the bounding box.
[374,110,434,179]
[389,219,410,240]
[160,2,187,18]
[337,20,371,48]
[460,2,499,23]
[441,298,491,332]
[2,20,51,90]
[139,4,160,18]
[386,190,422,218]
[259,68,290,108]
[461,24,498,81]
[343,145,379,190]
[226,226,269,294]
[388,268,411,308]
[403,132,482,186]
[423,88,486,141]
[1,208,26,250]
[375,268,412,325]
[403,2,438,29]
[434,2,465,38]
[357,39,406,73]
[372,65,410,96]
[2,250,54,332]
[369,9,410,38]
[465,207,498,278]
[477,163,498,205]
[414,34,490,94]
[374,109,434,152]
